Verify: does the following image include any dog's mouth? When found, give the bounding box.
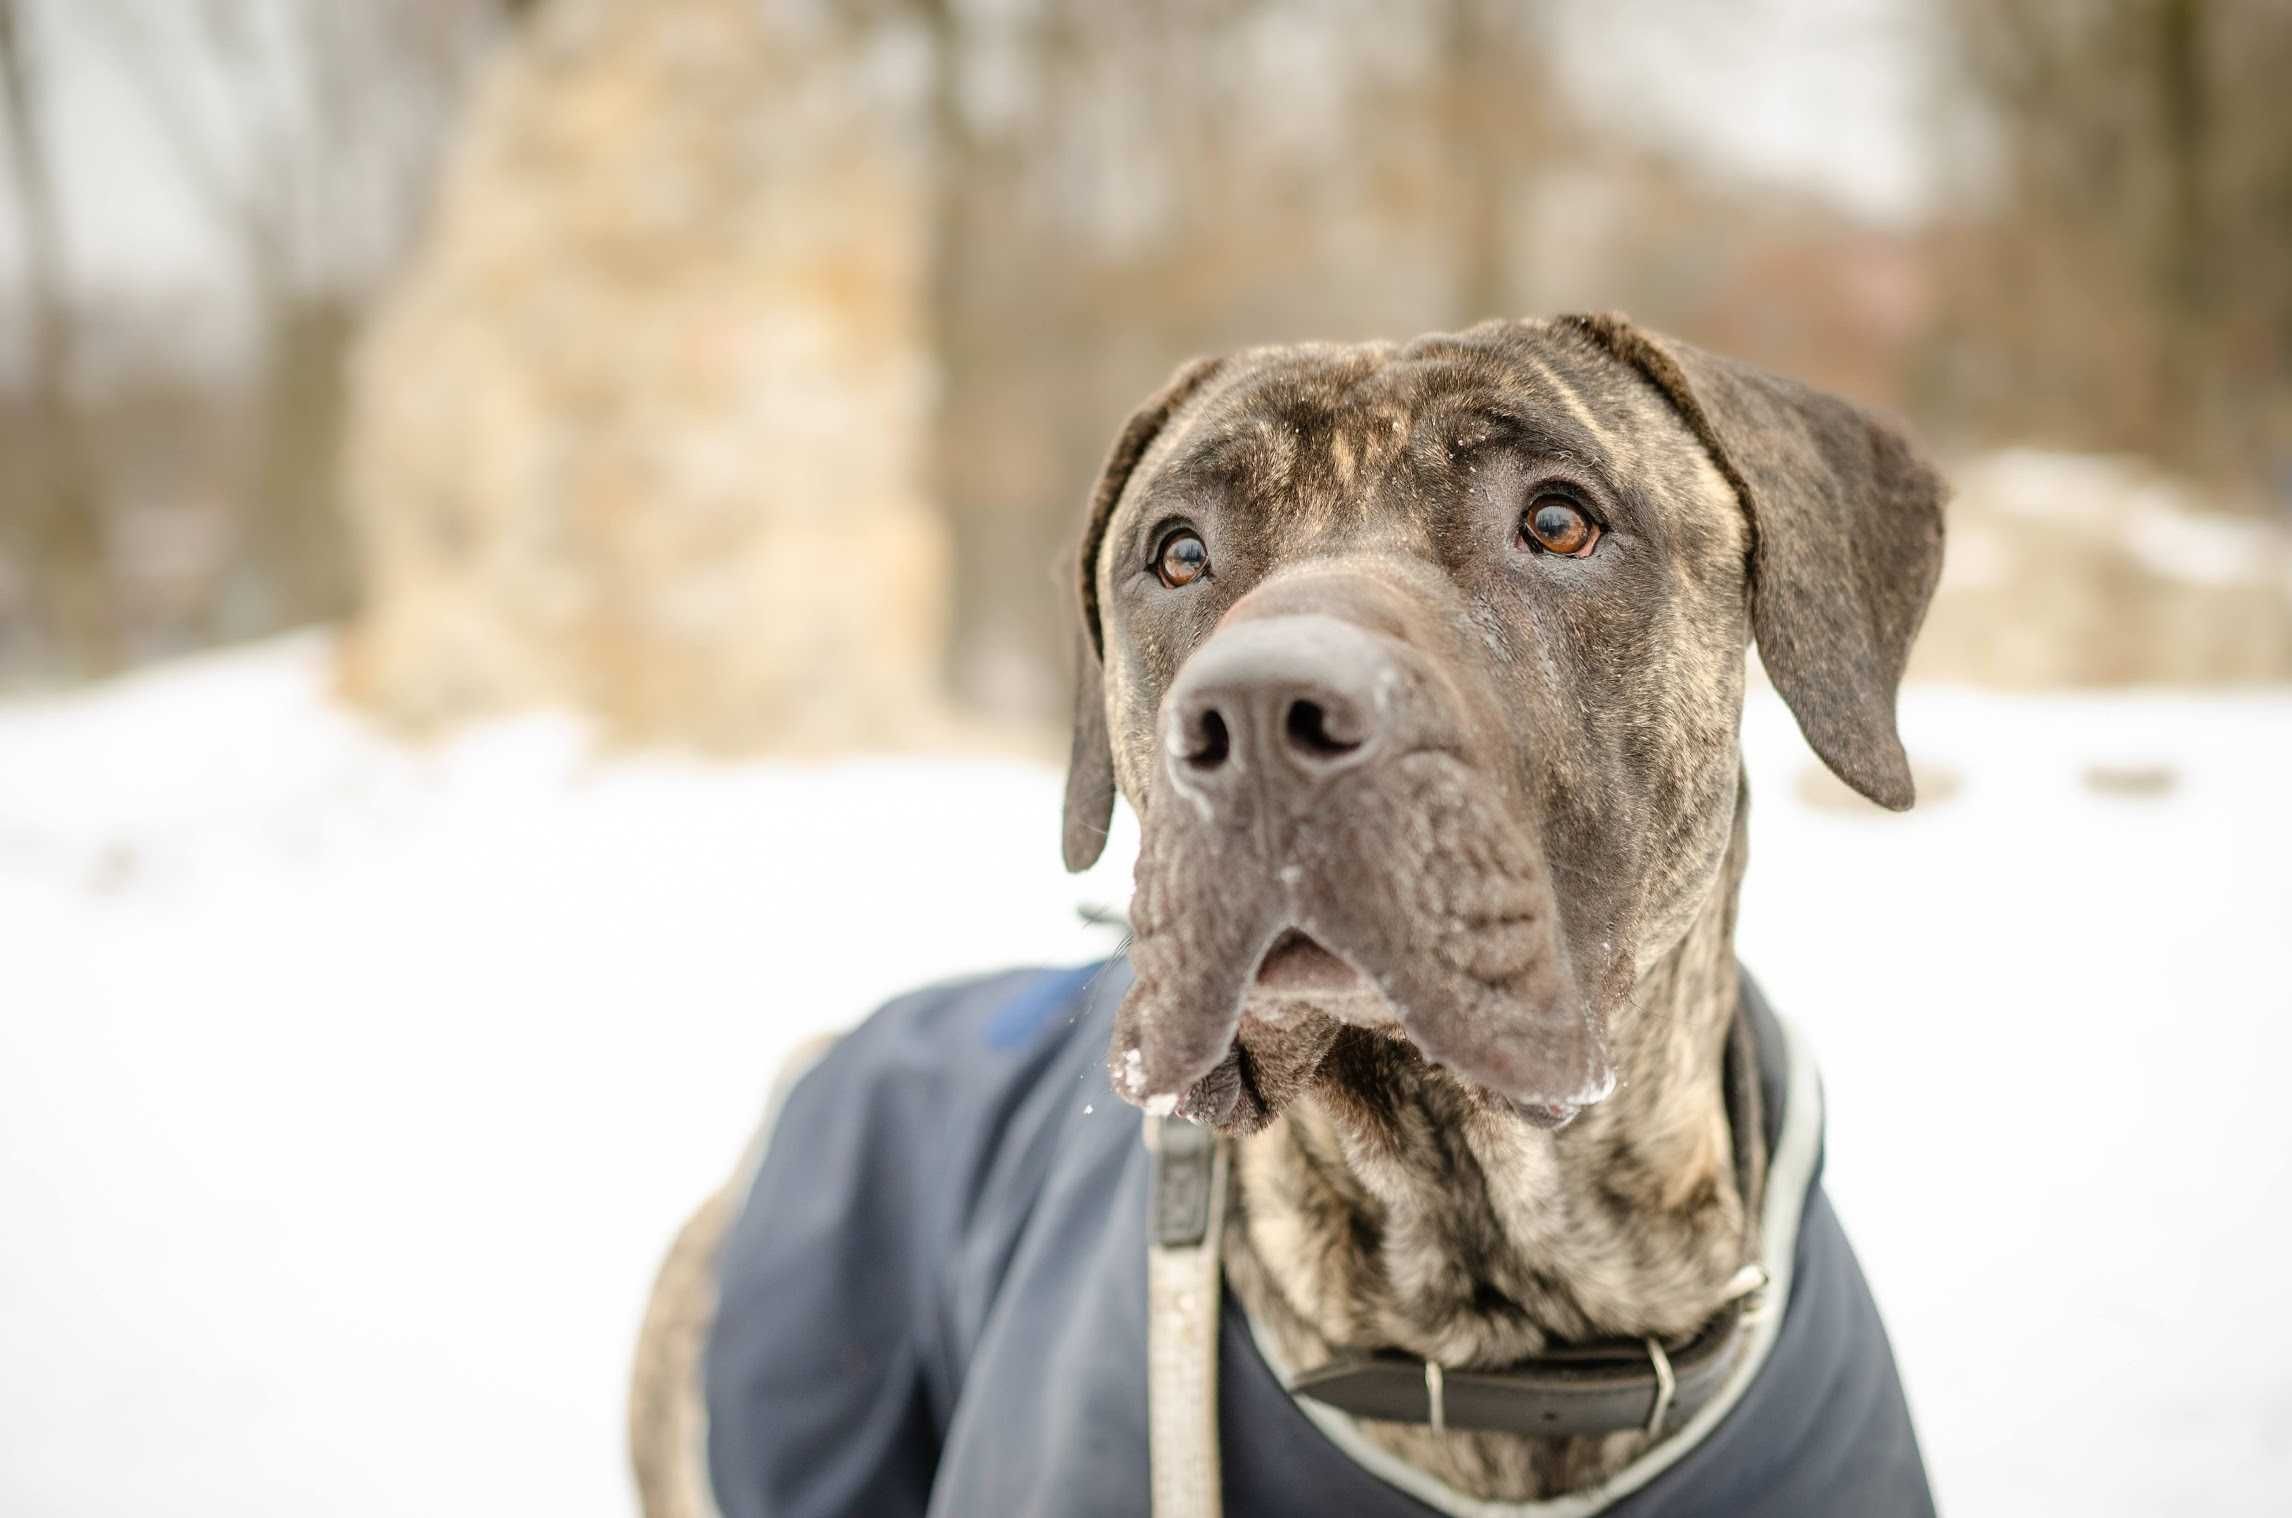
[1252,928,1366,996]
[1110,751,1617,1133]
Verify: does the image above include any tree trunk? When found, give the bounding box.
[917,0,1061,718]
[2155,0,2213,457]
[0,0,117,675]
[227,294,359,635]
[1440,0,1514,326]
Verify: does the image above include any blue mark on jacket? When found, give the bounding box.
[983,961,1104,1050]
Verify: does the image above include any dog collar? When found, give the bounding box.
[1280,994,1775,1442]
[1283,1264,1769,1440]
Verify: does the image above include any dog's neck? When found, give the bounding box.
[1223,798,1756,1500]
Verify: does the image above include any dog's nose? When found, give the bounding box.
[1166,615,1392,791]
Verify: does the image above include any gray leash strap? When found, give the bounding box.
[1146,1114,1228,1518]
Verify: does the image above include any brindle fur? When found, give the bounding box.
[628,316,1944,1510]
[1221,796,1752,1498]
[1072,316,1941,1499]
[630,1184,737,1518]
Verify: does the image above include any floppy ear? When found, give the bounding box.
[1063,355,1226,870]
[1062,616,1118,873]
[1562,313,1947,809]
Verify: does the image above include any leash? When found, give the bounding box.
[1146,1113,1228,1518]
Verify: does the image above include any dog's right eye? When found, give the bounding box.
[1155,529,1211,588]
[1519,495,1601,558]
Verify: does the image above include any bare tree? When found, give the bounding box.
[1434,0,1562,326]
[75,0,504,632]
[1940,0,2292,482]
[0,0,116,672]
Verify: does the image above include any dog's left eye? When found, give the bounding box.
[1155,529,1211,588]
[1519,496,1600,558]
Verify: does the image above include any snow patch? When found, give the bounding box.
[1957,448,2290,588]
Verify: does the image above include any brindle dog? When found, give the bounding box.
[629,314,1944,1510]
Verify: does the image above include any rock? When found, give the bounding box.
[1910,449,2292,689]
[338,0,947,752]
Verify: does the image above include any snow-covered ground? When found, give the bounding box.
[1,635,2286,1516]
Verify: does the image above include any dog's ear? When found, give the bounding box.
[1063,355,1226,870]
[1563,313,1946,809]
[1062,615,1118,872]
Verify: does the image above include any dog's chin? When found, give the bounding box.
[1155,932,1593,1136]
[1163,1028,1591,1138]
[1163,934,1368,1133]
[1165,1007,1342,1135]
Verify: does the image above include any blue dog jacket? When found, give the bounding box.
[705,960,1935,1517]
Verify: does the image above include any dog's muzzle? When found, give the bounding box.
[1109,609,1615,1129]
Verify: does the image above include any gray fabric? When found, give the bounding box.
[704,960,1934,1518]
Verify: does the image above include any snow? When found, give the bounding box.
[3,634,2288,1515]
[1955,448,2292,591]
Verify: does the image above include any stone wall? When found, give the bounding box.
[339,0,947,752]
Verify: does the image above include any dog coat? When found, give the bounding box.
[704,960,1936,1517]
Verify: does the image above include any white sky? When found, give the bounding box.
[1551,0,1939,221]
[0,3,238,293]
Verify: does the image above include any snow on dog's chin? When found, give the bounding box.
[1115,1047,1180,1117]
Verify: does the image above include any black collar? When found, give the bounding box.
[1283,991,1773,1441]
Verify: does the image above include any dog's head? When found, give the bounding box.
[1066,316,1945,1134]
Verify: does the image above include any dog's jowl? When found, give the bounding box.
[637,316,1944,1518]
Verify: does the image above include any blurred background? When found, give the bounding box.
[1,1,2287,1514]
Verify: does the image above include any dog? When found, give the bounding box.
[632,314,1943,1517]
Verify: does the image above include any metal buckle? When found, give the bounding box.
[1150,1116,1218,1249]
[1424,1360,1446,1436]
[1644,1337,1676,1439]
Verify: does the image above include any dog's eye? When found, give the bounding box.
[1519,496,1600,558]
[1155,529,1211,588]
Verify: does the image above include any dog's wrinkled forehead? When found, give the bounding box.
[1084,321,1729,627]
